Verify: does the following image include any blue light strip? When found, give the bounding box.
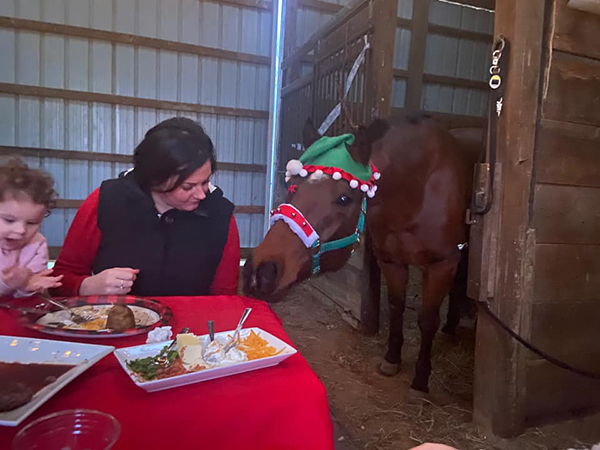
[264,0,286,235]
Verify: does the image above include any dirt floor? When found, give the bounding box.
[270,269,600,450]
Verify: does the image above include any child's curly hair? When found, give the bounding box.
[0,158,58,211]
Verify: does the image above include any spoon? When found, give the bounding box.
[223,308,252,354]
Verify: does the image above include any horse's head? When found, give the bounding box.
[244,118,388,301]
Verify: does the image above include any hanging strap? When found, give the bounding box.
[472,35,508,216]
[318,36,371,135]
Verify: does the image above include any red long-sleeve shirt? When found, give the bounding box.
[52,188,240,297]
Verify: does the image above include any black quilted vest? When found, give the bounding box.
[93,173,234,297]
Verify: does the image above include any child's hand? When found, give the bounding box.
[2,266,33,290]
[26,269,64,293]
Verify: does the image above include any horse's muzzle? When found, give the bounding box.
[242,256,282,301]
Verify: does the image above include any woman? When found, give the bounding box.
[52,117,240,297]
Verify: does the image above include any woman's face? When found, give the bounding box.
[154,161,213,212]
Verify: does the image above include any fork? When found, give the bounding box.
[156,327,190,366]
[223,308,252,354]
[37,291,93,324]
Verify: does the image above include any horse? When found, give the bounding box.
[244,113,483,393]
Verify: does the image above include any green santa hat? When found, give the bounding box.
[285,134,381,198]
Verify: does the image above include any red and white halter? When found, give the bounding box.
[269,204,319,248]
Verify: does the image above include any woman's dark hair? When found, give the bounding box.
[133,117,217,192]
[0,158,57,210]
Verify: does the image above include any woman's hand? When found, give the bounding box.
[26,269,63,293]
[2,266,33,291]
[79,268,140,296]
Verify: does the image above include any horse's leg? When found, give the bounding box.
[412,255,460,392]
[442,250,468,334]
[378,262,409,376]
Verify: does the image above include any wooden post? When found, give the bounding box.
[360,230,381,335]
[369,0,398,117]
[284,0,300,82]
[405,0,430,110]
[471,0,547,437]
[357,0,396,334]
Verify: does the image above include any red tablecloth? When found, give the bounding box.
[0,296,334,450]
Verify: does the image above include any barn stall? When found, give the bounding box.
[277,0,600,439]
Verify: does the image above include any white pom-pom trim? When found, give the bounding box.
[286,159,303,175]
[299,169,308,177]
[349,179,359,189]
[332,172,342,181]
[285,176,291,183]
[372,185,378,192]
[373,172,381,180]
[367,189,376,198]
[360,184,369,192]
[313,169,324,179]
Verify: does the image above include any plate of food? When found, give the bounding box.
[17,295,172,339]
[0,335,114,426]
[113,327,297,392]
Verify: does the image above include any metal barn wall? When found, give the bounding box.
[393,0,493,124]
[0,0,273,256]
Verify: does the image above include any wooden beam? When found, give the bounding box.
[299,0,343,13]
[214,0,272,11]
[281,72,313,97]
[0,83,269,119]
[0,16,270,66]
[405,0,431,110]
[423,73,488,90]
[396,17,412,29]
[370,0,398,117]
[0,146,266,173]
[472,0,547,437]
[392,69,410,79]
[54,199,264,214]
[428,24,493,42]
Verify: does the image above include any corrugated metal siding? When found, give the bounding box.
[296,8,333,48]
[0,0,272,250]
[422,0,493,117]
[397,0,414,19]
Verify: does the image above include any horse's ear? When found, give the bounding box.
[347,119,389,166]
[302,119,321,150]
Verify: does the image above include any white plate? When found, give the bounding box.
[113,327,297,392]
[0,335,114,427]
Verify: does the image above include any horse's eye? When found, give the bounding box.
[336,194,351,206]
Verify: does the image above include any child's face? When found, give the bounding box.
[0,196,46,252]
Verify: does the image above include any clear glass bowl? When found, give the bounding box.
[12,409,121,450]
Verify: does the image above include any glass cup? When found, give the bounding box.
[12,409,121,450]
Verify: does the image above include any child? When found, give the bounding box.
[0,158,63,297]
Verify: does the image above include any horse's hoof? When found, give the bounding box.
[408,388,431,403]
[379,360,401,376]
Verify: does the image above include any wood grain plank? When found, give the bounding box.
[526,358,600,418]
[0,16,270,66]
[529,300,600,364]
[0,145,267,173]
[543,51,600,127]
[299,0,343,13]
[55,200,264,214]
[0,83,269,119]
[533,184,600,244]
[428,24,493,43]
[533,244,600,303]
[536,120,600,188]
[552,0,600,60]
[405,0,430,110]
